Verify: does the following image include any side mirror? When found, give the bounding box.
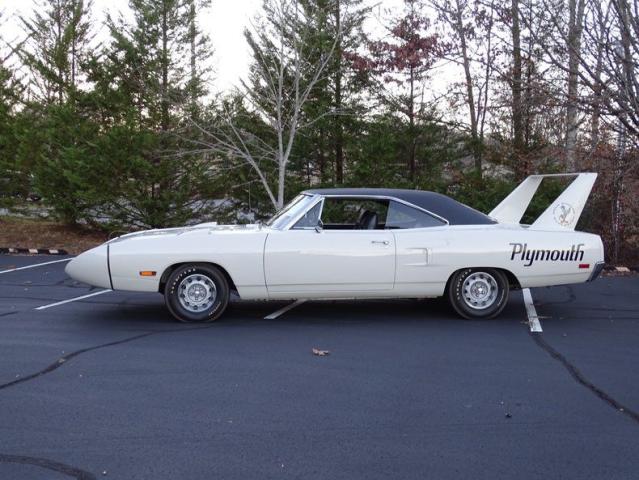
[315,219,323,233]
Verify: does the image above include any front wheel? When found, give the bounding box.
[447,268,509,319]
[164,264,230,323]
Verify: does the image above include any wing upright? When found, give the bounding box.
[489,173,597,230]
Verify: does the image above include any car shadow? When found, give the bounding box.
[73,292,526,330]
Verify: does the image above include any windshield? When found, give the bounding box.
[266,194,316,229]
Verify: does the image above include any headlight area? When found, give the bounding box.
[64,244,112,289]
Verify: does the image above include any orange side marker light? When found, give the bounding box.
[139,271,157,277]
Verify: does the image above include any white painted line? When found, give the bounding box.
[0,258,73,275]
[35,289,113,311]
[522,288,543,332]
[264,299,307,320]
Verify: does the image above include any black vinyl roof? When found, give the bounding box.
[302,188,497,225]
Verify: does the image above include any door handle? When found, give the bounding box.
[371,240,390,245]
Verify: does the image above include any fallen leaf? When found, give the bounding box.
[312,348,330,356]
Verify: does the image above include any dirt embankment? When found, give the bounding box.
[0,217,109,255]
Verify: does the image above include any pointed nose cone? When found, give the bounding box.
[65,245,112,289]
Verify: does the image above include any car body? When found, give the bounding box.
[66,173,605,321]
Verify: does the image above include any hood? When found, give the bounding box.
[107,223,266,244]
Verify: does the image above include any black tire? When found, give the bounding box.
[447,268,509,319]
[164,264,230,323]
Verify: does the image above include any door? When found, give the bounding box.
[264,197,396,295]
[264,229,396,295]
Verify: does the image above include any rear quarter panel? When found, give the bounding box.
[393,224,604,296]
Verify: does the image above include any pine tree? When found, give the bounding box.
[85,0,213,227]
[15,1,97,222]
[20,0,94,105]
[362,0,441,180]
[0,25,26,204]
[295,0,369,185]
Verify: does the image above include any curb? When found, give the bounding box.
[604,264,639,273]
[602,265,638,275]
[0,248,68,255]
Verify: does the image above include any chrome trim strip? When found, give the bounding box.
[106,243,114,290]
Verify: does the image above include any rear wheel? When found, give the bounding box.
[164,264,229,323]
[447,268,509,319]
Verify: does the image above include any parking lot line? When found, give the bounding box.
[522,288,543,332]
[35,289,113,311]
[0,258,72,275]
[264,299,307,319]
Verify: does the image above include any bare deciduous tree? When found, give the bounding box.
[194,0,340,210]
[565,0,586,170]
[431,0,496,174]
[528,0,639,145]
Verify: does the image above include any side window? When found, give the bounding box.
[386,201,445,229]
[292,201,322,229]
[321,198,388,229]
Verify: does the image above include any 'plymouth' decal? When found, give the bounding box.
[510,243,584,267]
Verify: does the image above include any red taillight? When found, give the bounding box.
[579,263,590,269]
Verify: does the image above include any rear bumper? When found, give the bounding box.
[587,261,605,282]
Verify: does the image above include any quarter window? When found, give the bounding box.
[292,201,322,229]
[386,201,445,229]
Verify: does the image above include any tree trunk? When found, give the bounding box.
[478,1,494,163]
[524,10,533,149]
[589,0,608,149]
[56,0,64,105]
[318,127,326,183]
[510,0,524,178]
[610,0,634,264]
[590,41,603,150]
[565,0,585,171]
[71,7,77,106]
[189,0,197,115]
[334,0,344,184]
[408,64,416,180]
[160,2,170,133]
[455,0,480,174]
[611,133,626,265]
[277,161,286,209]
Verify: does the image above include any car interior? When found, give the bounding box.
[293,197,446,230]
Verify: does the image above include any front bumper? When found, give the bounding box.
[65,244,112,289]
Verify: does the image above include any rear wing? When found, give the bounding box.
[488,173,597,230]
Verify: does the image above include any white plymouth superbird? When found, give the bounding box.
[66,173,604,322]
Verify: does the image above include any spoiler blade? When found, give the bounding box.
[488,176,544,224]
[531,173,597,230]
[489,173,597,230]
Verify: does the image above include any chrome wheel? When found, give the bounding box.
[177,274,217,313]
[461,272,498,310]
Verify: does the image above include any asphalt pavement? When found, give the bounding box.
[0,255,638,480]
